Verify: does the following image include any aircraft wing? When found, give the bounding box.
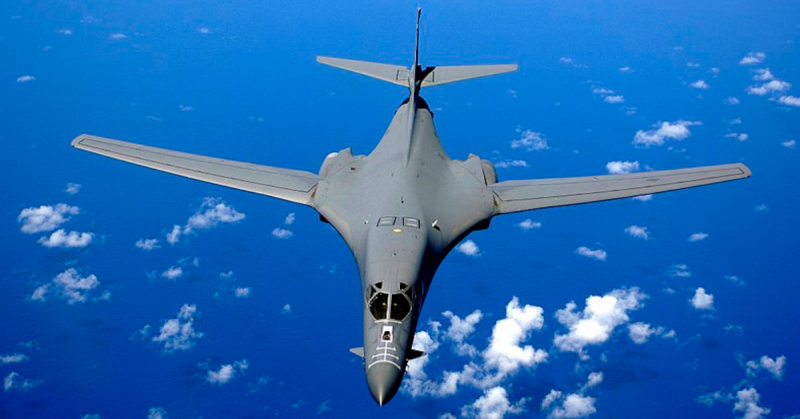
[489,163,751,214]
[71,134,321,206]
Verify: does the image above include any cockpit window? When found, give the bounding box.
[369,292,389,319]
[390,292,411,321]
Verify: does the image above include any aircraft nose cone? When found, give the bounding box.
[367,362,402,406]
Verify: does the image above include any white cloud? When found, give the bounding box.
[234,287,251,298]
[135,238,160,250]
[3,371,40,392]
[781,140,796,149]
[38,229,93,248]
[730,117,743,125]
[56,28,73,35]
[687,62,700,68]
[443,310,483,345]
[542,391,597,419]
[754,204,768,212]
[747,79,791,96]
[284,212,296,225]
[725,133,749,142]
[739,52,766,66]
[166,198,245,244]
[633,120,701,147]
[18,203,79,233]
[161,266,183,280]
[554,288,646,357]
[205,359,249,385]
[178,104,194,111]
[575,247,606,261]
[147,407,167,419]
[109,33,127,40]
[584,372,603,389]
[65,183,81,195]
[733,388,770,419]
[690,80,710,89]
[457,240,481,257]
[711,67,721,75]
[316,400,332,415]
[752,68,774,81]
[559,57,573,64]
[0,354,29,364]
[152,304,203,353]
[668,263,692,278]
[627,322,671,344]
[516,219,542,231]
[603,95,624,104]
[725,275,745,286]
[725,97,741,105]
[632,194,652,202]
[281,304,292,314]
[690,287,714,310]
[462,387,527,419]
[619,66,631,73]
[31,268,106,304]
[511,130,549,151]
[197,27,211,34]
[592,88,614,95]
[746,355,786,380]
[482,297,547,382]
[687,232,709,242]
[495,160,528,169]
[605,161,639,174]
[16,75,36,83]
[778,95,800,107]
[271,228,293,239]
[624,225,650,240]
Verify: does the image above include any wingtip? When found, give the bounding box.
[738,163,752,178]
[71,134,87,148]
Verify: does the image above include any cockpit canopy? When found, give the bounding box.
[368,282,414,321]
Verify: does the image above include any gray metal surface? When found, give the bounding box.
[71,9,751,407]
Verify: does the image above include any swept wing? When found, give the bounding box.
[71,134,320,206]
[489,163,751,214]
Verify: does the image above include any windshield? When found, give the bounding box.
[367,283,415,321]
[369,292,389,319]
[390,292,411,321]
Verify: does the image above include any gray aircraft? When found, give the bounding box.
[72,9,750,406]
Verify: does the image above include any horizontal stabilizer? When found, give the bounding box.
[408,349,425,360]
[350,347,365,358]
[317,57,409,86]
[421,64,518,87]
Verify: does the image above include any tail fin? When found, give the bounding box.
[316,9,516,89]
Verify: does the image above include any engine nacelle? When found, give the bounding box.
[319,148,355,178]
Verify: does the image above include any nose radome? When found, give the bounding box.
[367,362,402,406]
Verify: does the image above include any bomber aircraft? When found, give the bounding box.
[72,9,750,406]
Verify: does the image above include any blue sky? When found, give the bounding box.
[2,1,799,418]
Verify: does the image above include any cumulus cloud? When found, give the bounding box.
[178,104,194,111]
[30,268,107,304]
[690,80,710,89]
[495,160,528,168]
[592,88,614,95]
[725,97,741,105]
[135,238,160,250]
[161,266,183,280]
[482,297,547,382]
[605,161,639,174]
[745,355,786,380]
[443,310,483,356]
[633,120,701,147]
[234,287,251,298]
[166,198,245,244]
[151,304,203,353]
[603,95,624,104]
[65,183,81,195]
[205,359,249,385]
[725,133,749,142]
[147,407,168,419]
[284,212,296,225]
[56,28,73,35]
[687,232,709,242]
[781,140,796,149]
[0,354,29,364]
[282,304,292,314]
[109,33,127,40]
[747,79,791,96]
[628,322,674,344]
[733,388,770,419]
[38,229,93,248]
[542,392,596,419]
[752,68,774,81]
[197,27,211,34]
[18,204,79,233]
[668,263,692,278]
[632,194,652,202]
[511,130,549,151]
[271,228,293,239]
[690,287,714,310]
[778,95,800,107]
[3,372,40,392]
[739,52,766,66]
[725,275,745,286]
[462,387,527,419]
[575,247,606,261]
[554,288,646,357]
[624,225,650,240]
[457,240,481,257]
[16,75,36,83]
[619,66,631,73]
[516,219,542,231]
